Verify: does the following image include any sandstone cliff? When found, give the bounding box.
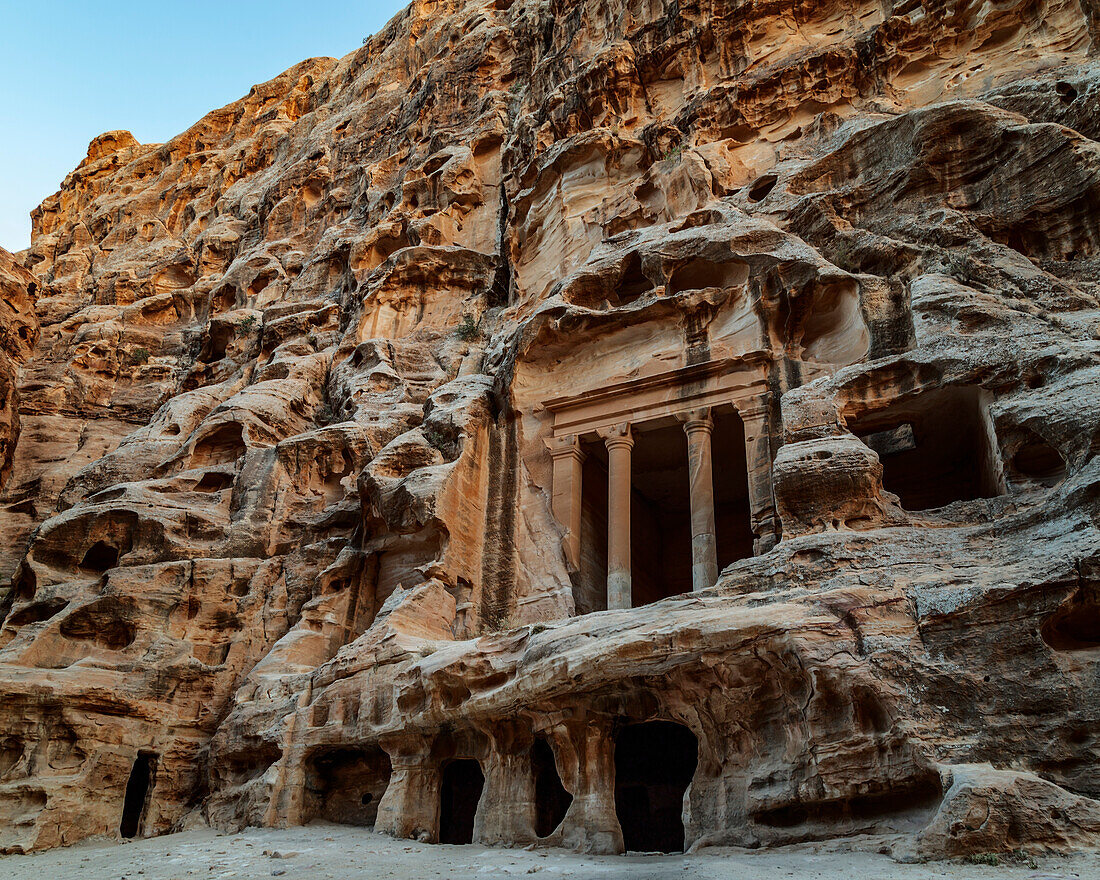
[1,0,1098,860]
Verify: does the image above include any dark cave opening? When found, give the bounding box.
[614,720,698,853]
[439,758,484,845]
[851,386,1002,511]
[80,541,121,573]
[532,738,572,838]
[120,752,156,839]
[309,746,392,826]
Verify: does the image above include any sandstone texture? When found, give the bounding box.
[1,0,1099,861]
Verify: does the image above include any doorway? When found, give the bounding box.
[120,752,156,838]
[439,758,484,845]
[613,721,698,852]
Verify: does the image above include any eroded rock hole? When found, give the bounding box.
[852,386,1002,511]
[1041,588,1100,651]
[667,258,748,295]
[439,758,484,845]
[191,423,247,467]
[1056,81,1078,104]
[80,540,121,572]
[614,253,652,306]
[1011,435,1066,487]
[120,753,156,839]
[195,472,234,493]
[752,776,942,829]
[747,173,778,202]
[308,746,392,826]
[532,738,572,838]
[59,598,137,650]
[614,720,698,853]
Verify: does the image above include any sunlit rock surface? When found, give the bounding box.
[0,0,1098,860]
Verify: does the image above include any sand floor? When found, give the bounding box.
[0,825,1096,880]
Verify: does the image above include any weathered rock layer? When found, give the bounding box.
[1,0,1098,860]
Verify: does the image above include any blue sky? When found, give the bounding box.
[0,1,408,252]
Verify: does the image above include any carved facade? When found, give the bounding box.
[0,0,1099,861]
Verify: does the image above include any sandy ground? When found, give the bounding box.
[0,825,1096,880]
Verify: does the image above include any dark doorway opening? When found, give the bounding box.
[532,738,572,838]
[712,408,755,570]
[120,752,156,838]
[614,721,697,853]
[851,386,1002,511]
[626,423,692,606]
[308,746,392,826]
[439,758,484,845]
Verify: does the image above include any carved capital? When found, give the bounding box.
[544,433,586,462]
[677,407,713,436]
[597,422,633,450]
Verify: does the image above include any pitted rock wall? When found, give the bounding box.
[0,0,1098,859]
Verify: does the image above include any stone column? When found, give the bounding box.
[598,423,633,611]
[374,735,439,841]
[740,396,779,554]
[544,434,585,572]
[680,408,718,591]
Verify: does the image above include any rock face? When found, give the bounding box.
[1,0,1099,860]
[0,248,40,491]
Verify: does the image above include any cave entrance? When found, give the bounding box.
[308,746,392,826]
[613,721,698,853]
[439,758,484,845]
[851,386,1003,511]
[532,738,572,838]
[574,407,752,612]
[120,752,156,839]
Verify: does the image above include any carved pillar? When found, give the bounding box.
[544,434,585,572]
[598,423,633,610]
[680,408,718,591]
[740,396,779,554]
[375,735,439,841]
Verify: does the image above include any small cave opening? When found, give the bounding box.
[1010,434,1067,488]
[612,253,652,307]
[120,752,157,839]
[438,758,484,845]
[614,720,698,853]
[12,565,36,602]
[747,173,778,202]
[851,386,1003,511]
[194,471,235,493]
[751,775,943,829]
[7,598,69,627]
[1041,588,1100,651]
[210,285,238,315]
[198,324,235,364]
[1056,80,1079,104]
[59,597,137,650]
[532,738,572,838]
[666,258,748,295]
[79,541,121,573]
[191,423,247,468]
[307,746,392,827]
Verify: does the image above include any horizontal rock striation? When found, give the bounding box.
[0,0,1098,860]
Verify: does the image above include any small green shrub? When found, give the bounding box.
[129,347,150,365]
[424,427,448,450]
[239,315,258,331]
[454,314,481,342]
[963,853,1001,866]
